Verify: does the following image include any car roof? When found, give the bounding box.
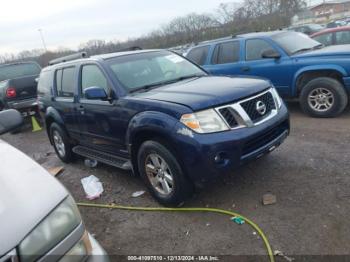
[311,26,350,37]
[192,31,285,48]
[42,49,165,71]
[92,49,163,60]
[0,61,38,68]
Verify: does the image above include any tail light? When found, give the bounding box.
[6,87,16,98]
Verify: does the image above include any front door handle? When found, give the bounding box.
[77,105,85,114]
[241,66,250,72]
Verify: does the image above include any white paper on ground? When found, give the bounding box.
[81,175,104,200]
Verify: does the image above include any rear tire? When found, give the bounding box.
[300,77,348,118]
[137,140,194,206]
[49,123,74,163]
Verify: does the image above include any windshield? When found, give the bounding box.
[0,63,41,82]
[107,51,206,91]
[272,32,322,55]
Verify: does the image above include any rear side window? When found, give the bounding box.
[186,46,210,65]
[313,33,333,46]
[0,63,41,82]
[81,65,108,97]
[246,39,275,61]
[212,41,240,64]
[37,70,52,96]
[335,31,350,45]
[55,67,75,97]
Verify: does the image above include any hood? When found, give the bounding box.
[293,45,350,58]
[132,76,270,111]
[0,140,67,255]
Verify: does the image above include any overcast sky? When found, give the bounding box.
[0,0,241,55]
[0,0,328,55]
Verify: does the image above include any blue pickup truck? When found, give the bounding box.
[38,50,289,205]
[186,31,350,117]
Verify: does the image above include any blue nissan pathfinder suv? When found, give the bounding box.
[38,50,289,205]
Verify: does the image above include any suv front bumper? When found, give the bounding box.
[171,104,290,185]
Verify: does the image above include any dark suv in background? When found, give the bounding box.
[0,62,41,115]
[38,50,289,205]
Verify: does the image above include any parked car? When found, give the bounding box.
[37,50,289,206]
[0,109,109,262]
[0,62,41,116]
[311,26,350,46]
[288,24,324,35]
[186,31,350,118]
[326,20,347,29]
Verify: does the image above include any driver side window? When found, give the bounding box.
[246,39,275,61]
[81,65,108,97]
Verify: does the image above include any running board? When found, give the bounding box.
[72,146,132,171]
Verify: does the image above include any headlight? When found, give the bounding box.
[59,232,92,262]
[271,87,283,108]
[180,109,229,133]
[19,196,82,262]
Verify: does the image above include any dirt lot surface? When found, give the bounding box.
[2,103,350,260]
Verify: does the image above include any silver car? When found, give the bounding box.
[0,110,109,262]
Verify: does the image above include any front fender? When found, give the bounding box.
[292,65,347,96]
[45,106,65,126]
[125,111,179,147]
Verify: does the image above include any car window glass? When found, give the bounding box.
[37,70,52,96]
[0,63,41,82]
[246,39,275,61]
[108,51,205,91]
[186,46,210,65]
[313,33,333,46]
[335,31,350,45]
[212,41,240,64]
[81,65,108,97]
[56,67,75,97]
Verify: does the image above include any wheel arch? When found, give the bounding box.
[293,65,347,97]
[45,107,66,144]
[125,111,182,175]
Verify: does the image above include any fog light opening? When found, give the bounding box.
[214,152,229,165]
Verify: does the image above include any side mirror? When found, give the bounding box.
[262,49,281,59]
[84,86,108,100]
[0,109,23,135]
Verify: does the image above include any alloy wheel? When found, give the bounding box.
[308,88,334,112]
[145,153,174,196]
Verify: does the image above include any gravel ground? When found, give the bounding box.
[2,102,350,261]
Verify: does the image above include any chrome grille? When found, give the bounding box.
[218,107,238,128]
[216,89,278,129]
[240,91,276,122]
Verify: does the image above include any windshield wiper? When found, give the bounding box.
[293,44,324,55]
[129,74,204,93]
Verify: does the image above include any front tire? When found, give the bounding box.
[300,77,348,118]
[49,123,74,163]
[137,140,194,206]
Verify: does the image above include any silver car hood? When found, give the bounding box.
[0,139,68,255]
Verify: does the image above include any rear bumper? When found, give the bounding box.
[171,104,290,185]
[6,98,37,110]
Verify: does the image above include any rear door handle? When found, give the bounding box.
[241,66,250,72]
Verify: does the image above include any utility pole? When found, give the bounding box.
[38,29,47,52]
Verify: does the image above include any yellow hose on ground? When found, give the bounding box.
[77,202,275,262]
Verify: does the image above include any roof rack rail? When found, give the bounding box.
[115,46,142,52]
[48,52,88,66]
